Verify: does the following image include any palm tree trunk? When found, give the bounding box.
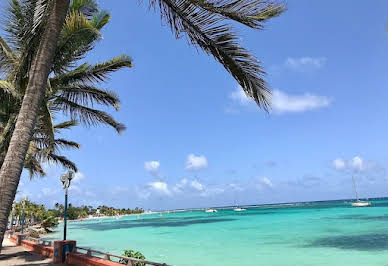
[0,0,70,251]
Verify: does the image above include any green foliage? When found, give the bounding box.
[41,216,59,232]
[50,203,143,220]
[11,198,59,230]
[119,250,146,266]
[0,0,132,177]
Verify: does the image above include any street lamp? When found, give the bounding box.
[21,196,27,234]
[10,202,15,231]
[60,170,74,240]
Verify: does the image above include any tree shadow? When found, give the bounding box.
[0,250,52,265]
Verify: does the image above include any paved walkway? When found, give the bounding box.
[0,238,63,266]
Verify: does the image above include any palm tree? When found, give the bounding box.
[0,0,285,249]
[0,0,133,248]
[0,2,132,175]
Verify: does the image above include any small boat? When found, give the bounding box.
[233,207,246,212]
[352,201,371,207]
[205,209,217,213]
[351,175,371,207]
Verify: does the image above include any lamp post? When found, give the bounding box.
[10,202,15,231]
[21,196,27,234]
[60,171,74,240]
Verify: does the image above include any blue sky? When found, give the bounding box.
[15,0,388,210]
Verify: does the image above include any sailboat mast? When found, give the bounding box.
[352,175,359,201]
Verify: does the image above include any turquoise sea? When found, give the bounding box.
[46,199,388,266]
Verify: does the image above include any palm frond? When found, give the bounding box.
[54,138,81,149]
[150,0,276,109]
[0,114,17,157]
[45,153,78,172]
[52,97,125,133]
[24,153,46,179]
[52,11,101,74]
[0,80,20,100]
[57,84,120,110]
[90,10,110,30]
[187,0,284,29]
[5,0,50,88]
[70,0,98,18]
[53,120,78,131]
[0,36,17,74]
[34,102,55,151]
[51,55,133,86]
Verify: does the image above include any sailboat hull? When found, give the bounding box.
[351,201,371,207]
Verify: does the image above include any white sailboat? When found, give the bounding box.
[233,190,246,212]
[233,207,246,212]
[351,175,371,207]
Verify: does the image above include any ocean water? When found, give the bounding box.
[46,199,388,266]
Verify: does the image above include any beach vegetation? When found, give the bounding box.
[0,0,132,247]
[119,249,146,266]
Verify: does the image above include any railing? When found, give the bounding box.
[24,236,53,247]
[75,246,169,266]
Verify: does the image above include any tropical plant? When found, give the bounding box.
[0,1,131,177]
[0,0,133,248]
[41,216,58,232]
[0,0,284,250]
[119,250,146,266]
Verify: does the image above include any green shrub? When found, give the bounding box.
[41,216,58,232]
[119,250,146,266]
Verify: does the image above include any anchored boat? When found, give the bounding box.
[351,175,371,207]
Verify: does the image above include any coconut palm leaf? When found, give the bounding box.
[51,55,133,86]
[150,0,283,109]
[54,138,80,150]
[52,11,101,74]
[90,10,110,30]
[24,153,46,178]
[0,37,16,74]
[57,85,120,110]
[69,0,98,18]
[35,102,55,149]
[53,120,78,132]
[186,0,284,29]
[52,97,125,133]
[45,153,78,172]
[0,80,20,100]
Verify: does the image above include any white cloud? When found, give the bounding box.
[42,187,59,197]
[271,90,330,113]
[351,156,364,171]
[69,185,81,193]
[72,172,85,184]
[333,158,346,170]
[148,181,171,196]
[229,183,243,191]
[144,161,161,177]
[229,87,252,106]
[332,156,366,172]
[110,186,129,194]
[228,87,330,114]
[200,187,225,197]
[185,154,208,171]
[172,178,188,193]
[261,177,273,188]
[285,57,326,71]
[190,180,204,191]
